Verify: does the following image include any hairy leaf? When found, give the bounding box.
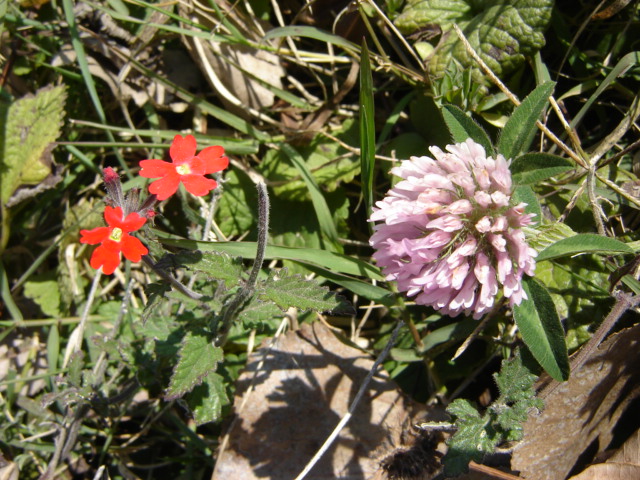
[498,81,555,159]
[441,104,494,155]
[1,85,66,204]
[258,271,349,313]
[513,278,569,381]
[187,372,229,425]
[166,330,224,400]
[511,152,574,185]
[537,234,634,262]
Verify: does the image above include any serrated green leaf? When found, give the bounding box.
[1,85,66,203]
[259,272,348,313]
[441,104,494,155]
[499,81,555,160]
[444,398,490,475]
[187,372,229,425]
[493,354,540,405]
[537,234,634,262]
[510,152,574,185]
[360,40,376,217]
[396,0,553,82]
[175,250,244,288]
[513,278,569,381]
[238,298,283,328]
[166,331,224,400]
[512,185,541,226]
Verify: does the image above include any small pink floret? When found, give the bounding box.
[369,139,537,319]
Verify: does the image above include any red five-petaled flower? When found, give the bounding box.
[80,206,148,275]
[139,134,229,201]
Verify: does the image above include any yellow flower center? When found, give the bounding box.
[109,227,123,242]
[176,164,191,175]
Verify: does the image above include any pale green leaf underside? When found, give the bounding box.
[1,85,66,204]
[166,331,224,400]
[537,234,634,262]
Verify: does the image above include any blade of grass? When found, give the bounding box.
[278,143,342,252]
[359,40,376,218]
[571,51,640,129]
[0,259,22,320]
[263,26,359,56]
[61,0,131,178]
[157,235,383,280]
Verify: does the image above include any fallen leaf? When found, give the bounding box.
[212,322,432,479]
[511,323,640,480]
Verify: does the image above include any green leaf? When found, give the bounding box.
[1,85,66,204]
[174,250,244,289]
[259,271,350,314]
[263,25,358,54]
[158,236,384,281]
[359,40,376,217]
[512,185,541,226]
[396,0,554,81]
[441,104,494,155]
[512,278,569,381]
[527,222,576,252]
[537,234,634,262]
[444,399,490,475]
[165,331,224,400]
[278,143,343,252]
[237,298,283,328]
[510,152,574,185]
[23,276,61,317]
[498,81,555,160]
[141,283,172,324]
[187,372,229,425]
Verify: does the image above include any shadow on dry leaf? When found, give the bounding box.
[511,323,640,480]
[212,322,440,480]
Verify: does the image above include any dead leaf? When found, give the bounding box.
[511,323,640,480]
[212,322,433,480]
[567,428,640,480]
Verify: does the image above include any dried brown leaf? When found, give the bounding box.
[511,323,640,480]
[213,322,433,480]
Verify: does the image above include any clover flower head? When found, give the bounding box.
[369,139,537,319]
[139,134,229,201]
[80,206,148,274]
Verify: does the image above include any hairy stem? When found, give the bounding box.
[216,182,270,345]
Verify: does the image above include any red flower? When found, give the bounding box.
[80,206,148,274]
[139,134,229,201]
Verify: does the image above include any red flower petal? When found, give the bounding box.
[139,159,175,179]
[90,244,121,274]
[120,212,147,232]
[187,156,206,175]
[181,175,217,197]
[80,227,110,245]
[104,206,124,226]
[121,235,148,262]
[199,146,229,174]
[149,173,181,201]
[170,134,197,164]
